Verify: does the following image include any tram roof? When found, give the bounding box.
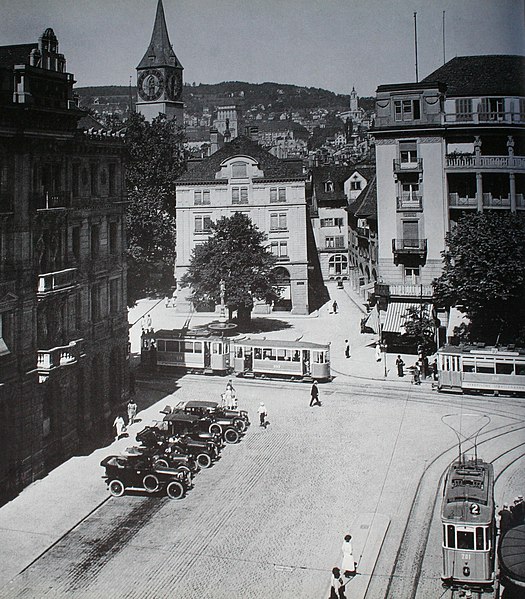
[153,328,219,339]
[439,344,525,356]
[441,460,494,522]
[237,338,330,350]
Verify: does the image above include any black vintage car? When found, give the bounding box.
[100,453,189,499]
[124,445,199,481]
[180,400,248,439]
[161,410,224,449]
[136,425,219,469]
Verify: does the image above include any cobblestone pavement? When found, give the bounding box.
[2,376,524,599]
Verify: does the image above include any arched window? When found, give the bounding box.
[231,161,247,178]
[328,254,348,276]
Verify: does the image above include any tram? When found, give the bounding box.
[233,338,331,382]
[437,344,525,395]
[141,330,331,381]
[441,457,496,594]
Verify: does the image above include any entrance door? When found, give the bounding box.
[302,350,311,375]
[244,347,253,371]
[204,342,211,368]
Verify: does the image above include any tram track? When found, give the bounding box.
[374,422,525,599]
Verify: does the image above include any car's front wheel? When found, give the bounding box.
[153,458,169,468]
[196,453,212,468]
[143,474,160,493]
[233,418,246,433]
[109,479,125,497]
[209,423,222,436]
[224,428,240,444]
[166,480,185,500]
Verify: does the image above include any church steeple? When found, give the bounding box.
[136,0,184,123]
[137,0,182,70]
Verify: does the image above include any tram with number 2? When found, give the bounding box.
[141,329,331,382]
[437,344,525,396]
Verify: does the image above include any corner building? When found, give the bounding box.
[372,55,525,335]
[0,29,128,501]
[175,136,309,314]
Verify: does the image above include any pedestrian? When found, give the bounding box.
[113,414,126,440]
[146,313,152,332]
[396,355,405,377]
[412,364,421,385]
[330,567,345,599]
[431,358,438,381]
[332,300,338,314]
[341,534,356,577]
[310,380,321,406]
[172,289,177,306]
[257,402,267,428]
[422,355,429,378]
[345,340,351,359]
[375,342,382,362]
[499,503,513,539]
[511,496,525,526]
[165,295,170,308]
[127,398,137,426]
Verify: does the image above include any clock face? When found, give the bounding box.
[137,69,164,101]
[166,71,182,101]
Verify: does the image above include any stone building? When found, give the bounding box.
[174,135,309,314]
[0,28,128,501]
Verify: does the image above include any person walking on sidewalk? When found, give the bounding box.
[310,380,321,406]
[375,342,382,362]
[332,300,338,314]
[127,398,137,426]
[341,534,356,578]
[330,567,346,599]
[396,355,405,377]
[345,340,351,359]
[113,414,126,440]
[258,402,268,428]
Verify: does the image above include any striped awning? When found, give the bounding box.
[382,302,432,334]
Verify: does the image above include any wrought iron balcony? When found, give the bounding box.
[392,238,427,258]
[32,191,71,210]
[37,267,78,297]
[37,338,85,382]
[393,158,423,173]
[397,194,423,211]
[445,155,525,172]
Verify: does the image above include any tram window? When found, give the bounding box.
[476,363,494,374]
[457,530,474,550]
[254,348,262,359]
[293,351,300,362]
[194,342,202,354]
[447,525,455,548]
[236,347,243,358]
[184,341,194,353]
[516,363,525,375]
[496,362,514,375]
[462,362,475,373]
[212,343,222,354]
[157,340,166,352]
[476,527,484,550]
[442,525,446,546]
[313,351,324,364]
[166,340,179,352]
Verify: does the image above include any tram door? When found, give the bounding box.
[204,342,211,368]
[302,350,311,375]
[244,346,253,371]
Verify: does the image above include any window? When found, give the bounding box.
[90,163,99,196]
[90,224,100,259]
[231,161,247,178]
[496,362,514,375]
[0,312,11,356]
[324,181,334,192]
[394,99,421,121]
[270,188,277,202]
[232,187,248,204]
[325,236,345,249]
[401,182,420,197]
[476,527,485,550]
[194,190,211,205]
[270,187,286,202]
[108,163,117,196]
[90,283,101,321]
[278,187,286,202]
[456,98,473,121]
[402,221,419,246]
[447,525,455,548]
[350,180,362,190]
[270,241,288,259]
[321,218,344,227]
[109,278,119,313]
[457,530,474,550]
[270,213,287,230]
[195,215,212,233]
[72,163,80,197]
[72,226,80,261]
[400,141,418,164]
[480,97,505,121]
[404,266,420,284]
[194,190,201,204]
[328,254,348,275]
[109,221,118,254]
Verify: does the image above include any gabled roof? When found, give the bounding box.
[347,175,377,219]
[310,165,352,205]
[0,43,37,68]
[422,55,525,97]
[137,0,183,70]
[176,135,304,184]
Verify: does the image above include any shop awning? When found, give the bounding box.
[382,302,432,334]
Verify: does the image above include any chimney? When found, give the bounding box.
[210,128,219,154]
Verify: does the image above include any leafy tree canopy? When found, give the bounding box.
[180,213,280,323]
[433,212,525,344]
[402,306,436,354]
[124,112,186,305]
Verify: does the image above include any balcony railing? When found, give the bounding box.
[482,194,511,209]
[397,194,422,211]
[517,194,525,209]
[448,193,478,208]
[393,159,423,173]
[357,226,369,238]
[392,238,427,256]
[389,284,433,298]
[37,338,84,380]
[37,267,78,296]
[32,191,71,210]
[445,155,525,171]
[443,111,525,125]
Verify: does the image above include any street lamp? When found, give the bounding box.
[219,278,226,323]
[382,342,388,378]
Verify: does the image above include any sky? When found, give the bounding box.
[1,0,524,96]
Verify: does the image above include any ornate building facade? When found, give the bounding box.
[0,28,129,501]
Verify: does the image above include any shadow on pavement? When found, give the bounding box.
[233,317,294,333]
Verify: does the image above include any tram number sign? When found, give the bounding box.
[469,502,480,515]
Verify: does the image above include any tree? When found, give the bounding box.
[433,212,525,344]
[180,213,280,324]
[402,306,436,354]
[124,112,186,305]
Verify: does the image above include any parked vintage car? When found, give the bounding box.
[179,400,248,437]
[100,453,189,499]
[161,410,225,449]
[123,445,199,482]
[135,425,219,469]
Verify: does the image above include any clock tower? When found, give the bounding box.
[136,0,184,124]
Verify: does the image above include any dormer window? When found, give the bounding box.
[232,161,248,178]
[325,181,334,192]
[394,99,421,122]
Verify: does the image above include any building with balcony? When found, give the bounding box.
[0,29,128,502]
[372,55,525,343]
[174,135,309,314]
